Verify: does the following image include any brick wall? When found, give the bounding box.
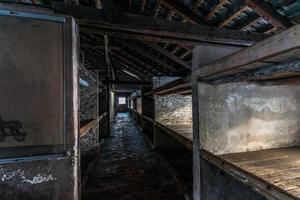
[155,94,192,125]
[153,76,192,126]
[79,68,99,121]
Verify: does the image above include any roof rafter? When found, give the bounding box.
[245,0,291,30]
[140,41,190,70]
[53,3,265,47]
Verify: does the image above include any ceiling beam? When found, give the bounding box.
[117,40,179,72]
[211,59,300,84]
[109,50,157,76]
[96,49,153,78]
[245,0,292,30]
[52,3,265,47]
[140,41,191,70]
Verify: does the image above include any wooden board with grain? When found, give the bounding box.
[220,147,300,199]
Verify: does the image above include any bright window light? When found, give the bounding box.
[79,78,89,87]
[118,97,126,105]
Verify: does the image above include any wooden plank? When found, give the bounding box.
[202,149,296,200]
[118,40,179,72]
[140,41,191,70]
[194,24,300,79]
[210,59,300,84]
[52,3,264,47]
[145,75,191,96]
[219,147,300,199]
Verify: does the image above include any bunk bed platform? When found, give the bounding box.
[203,147,300,199]
[156,122,192,150]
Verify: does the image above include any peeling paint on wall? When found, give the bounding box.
[199,82,300,155]
[22,174,56,184]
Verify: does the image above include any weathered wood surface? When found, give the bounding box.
[195,24,300,80]
[204,147,300,200]
[156,122,192,150]
[203,149,297,200]
[145,75,191,96]
[52,3,265,47]
[211,59,300,84]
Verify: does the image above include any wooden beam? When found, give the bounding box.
[52,3,265,47]
[245,0,291,29]
[202,150,296,200]
[109,50,157,76]
[121,41,180,72]
[146,75,191,96]
[140,41,191,69]
[194,24,300,79]
[96,49,154,77]
[210,59,300,84]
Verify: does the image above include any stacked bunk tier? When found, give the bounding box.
[193,24,300,200]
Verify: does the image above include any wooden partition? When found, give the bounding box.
[0,7,79,199]
[193,24,300,200]
[141,86,155,143]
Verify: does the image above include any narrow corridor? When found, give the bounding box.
[82,113,185,200]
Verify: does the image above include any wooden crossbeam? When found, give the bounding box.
[111,47,165,75]
[108,51,155,76]
[245,0,291,29]
[52,3,265,47]
[210,59,300,84]
[140,41,191,70]
[117,40,179,72]
[194,24,300,79]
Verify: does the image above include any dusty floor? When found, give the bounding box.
[82,113,185,200]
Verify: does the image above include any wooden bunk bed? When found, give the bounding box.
[156,122,192,150]
[193,24,300,200]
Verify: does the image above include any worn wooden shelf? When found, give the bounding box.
[156,122,192,150]
[145,75,191,96]
[194,24,300,82]
[80,112,107,137]
[203,147,300,200]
